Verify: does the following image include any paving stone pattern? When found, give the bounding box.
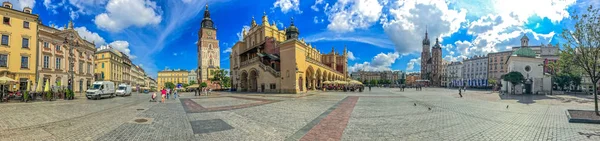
[2,89,600,141]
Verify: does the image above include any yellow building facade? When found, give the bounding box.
[0,2,38,91]
[157,69,188,89]
[38,21,96,93]
[230,13,348,93]
[94,46,128,84]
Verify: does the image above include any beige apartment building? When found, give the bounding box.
[487,51,512,81]
[38,21,96,92]
[157,69,188,89]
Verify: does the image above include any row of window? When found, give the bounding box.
[0,54,29,68]
[42,55,92,73]
[3,17,30,28]
[1,35,30,48]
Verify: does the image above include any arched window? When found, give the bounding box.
[208,43,213,49]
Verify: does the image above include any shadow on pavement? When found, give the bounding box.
[499,94,555,104]
[499,94,595,105]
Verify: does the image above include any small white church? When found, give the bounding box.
[501,34,552,94]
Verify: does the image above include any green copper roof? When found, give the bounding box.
[512,47,536,58]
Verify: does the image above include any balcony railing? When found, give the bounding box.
[239,57,281,77]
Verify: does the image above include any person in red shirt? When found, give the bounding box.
[160,87,166,103]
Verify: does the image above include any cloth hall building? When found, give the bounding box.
[229,13,349,93]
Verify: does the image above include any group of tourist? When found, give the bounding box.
[322,84,364,92]
[151,87,178,103]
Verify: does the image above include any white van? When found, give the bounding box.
[116,84,132,96]
[86,81,116,100]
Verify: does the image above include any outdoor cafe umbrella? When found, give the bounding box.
[44,81,50,92]
[187,84,200,88]
[349,80,363,85]
[35,77,43,92]
[0,76,16,85]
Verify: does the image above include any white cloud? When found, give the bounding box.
[347,51,357,60]
[74,27,106,46]
[382,0,467,54]
[173,53,178,56]
[109,41,136,59]
[349,52,400,72]
[236,26,250,41]
[94,0,162,32]
[273,0,301,14]
[452,0,574,58]
[223,47,232,53]
[311,0,324,11]
[313,16,324,24]
[68,0,109,15]
[305,31,395,50]
[406,57,420,71]
[43,0,67,14]
[326,0,383,32]
[181,0,192,3]
[5,0,35,10]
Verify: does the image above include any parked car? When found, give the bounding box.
[86,81,115,100]
[116,84,132,96]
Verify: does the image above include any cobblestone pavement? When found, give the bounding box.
[1,88,600,141]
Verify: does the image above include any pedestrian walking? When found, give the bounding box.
[173,89,178,99]
[459,87,463,98]
[368,85,372,91]
[160,88,166,103]
[166,88,170,99]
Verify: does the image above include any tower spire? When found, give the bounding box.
[425,25,428,38]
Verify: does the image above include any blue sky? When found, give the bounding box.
[9,0,598,78]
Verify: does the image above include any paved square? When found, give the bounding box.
[190,119,234,134]
[2,89,600,140]
[191,97,257,108]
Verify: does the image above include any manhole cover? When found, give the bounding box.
[130,117,153,124]
[134,119,148,123]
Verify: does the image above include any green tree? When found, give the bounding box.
[164,82,175,89]
[488,79,497,86]
[210,69,228,88]
[554,73,572,91]
[503,71,525,94]
[200,82,207,88]
[182,83,190,88]
[561,5,600,115]
[222,76,231,88]
[370,79,378,85]
[189,80,197,85]
[571,74,582,91]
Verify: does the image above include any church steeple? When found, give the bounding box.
[201,4,215,29]
[422,26,430,45]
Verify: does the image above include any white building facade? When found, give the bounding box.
[463,55,488,87]
[447,62,463,87]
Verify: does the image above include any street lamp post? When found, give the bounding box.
[64,36,79,94]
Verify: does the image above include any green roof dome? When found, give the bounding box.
[512,47,536,58]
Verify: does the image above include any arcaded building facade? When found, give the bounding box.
[230,13,348,93]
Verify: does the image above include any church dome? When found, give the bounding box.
[512,47,536,58]
[285,18,299,40]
